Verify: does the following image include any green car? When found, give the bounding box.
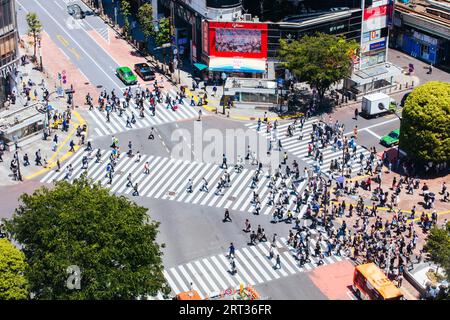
[380,129,400,147]
[116,66,137,85]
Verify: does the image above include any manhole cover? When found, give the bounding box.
[277,247,288,253]
[84,82,90,85]
[96,85,103,88]
[168,191,176,196]
[228,196,236,201]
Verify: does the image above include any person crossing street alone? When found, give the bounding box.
[223,209,232,222]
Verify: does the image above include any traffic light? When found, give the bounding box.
[58,73,62,80]
[62,74,67,84]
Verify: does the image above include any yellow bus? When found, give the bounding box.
[353,263,404,300]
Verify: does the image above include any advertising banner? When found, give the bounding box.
[363,29,382,42]
[215,28,261,53]
[363,16,387,32]
[361,37,386,53]
[369,39,386,51]
[208,57,266,73]
[208,21,268,59]
[364,4,387,20]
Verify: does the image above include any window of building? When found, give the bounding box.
[0,33,16,58]
[0,0,13,33]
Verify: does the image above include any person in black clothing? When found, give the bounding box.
[250,231,257,245]
[23,153,30,166]
[223,209,232,222]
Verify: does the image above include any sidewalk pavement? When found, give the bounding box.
[0,32,92,186]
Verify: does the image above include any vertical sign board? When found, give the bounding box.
[202,20,209,56]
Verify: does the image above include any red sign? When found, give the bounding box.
[364,4,387,20]
[202,20,209,55]
[208,21,268,59]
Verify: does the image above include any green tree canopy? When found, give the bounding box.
[120,0,131,38]
[0,238,29,300]
[278,33,358,102]
[399,81,450,164]
[154,17,171,48]
[137,3,154,44]
[26,12,43,60]
[423,222,450,282]
[4,176,169,299]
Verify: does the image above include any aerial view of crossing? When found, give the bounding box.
[0,0,448,306]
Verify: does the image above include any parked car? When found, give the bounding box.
[380,129,400,147]
[116,66,137,85]
[134,63,155,81]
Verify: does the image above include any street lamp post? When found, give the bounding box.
[38,38,43,71]
[221,72,227,114]
[15,151,22,181]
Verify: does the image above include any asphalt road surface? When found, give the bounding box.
[9,0,405,300]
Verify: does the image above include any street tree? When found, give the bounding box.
[120,0,131,39]
[137,3,154,51]
[278,33,358,103]
[154,17,171,68]
[423,222,450,282]
[4,176,169,299]
[0,238,29,300]
[26,12,43,62]
[399,81,450,165]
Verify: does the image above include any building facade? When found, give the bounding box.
[390,0,450,71]
[0,0,20,109]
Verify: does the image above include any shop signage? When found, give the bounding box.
[369,40,386,51]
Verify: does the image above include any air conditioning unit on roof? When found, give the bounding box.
[243,14,252,21]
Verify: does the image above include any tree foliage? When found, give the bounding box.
[26,12,43,60]
[423,222,450,282]
[120,0,131,38]
[120,0,131,17]
[278,33,358,102]
[137,3,154,42]
[4,176,169,299]
[154,17,171,48]
[399,81,450,164]
[0,238,29,300]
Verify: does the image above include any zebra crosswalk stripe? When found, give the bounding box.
[163,238,346,297]
[42,150,312,216]
[193,260,221,293]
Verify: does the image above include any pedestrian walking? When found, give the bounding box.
[148,127,154,140]
[230,257,237,275]
[223,209,232,222]
[200,177,208,192]
[228,242,235,259]
[144,161,150,174]
[132,183,139,196]
[222,154,227,169]
[186,178,193,193]
[274,254,281,269]
[268,246,274,260]
[69,140,75,152]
